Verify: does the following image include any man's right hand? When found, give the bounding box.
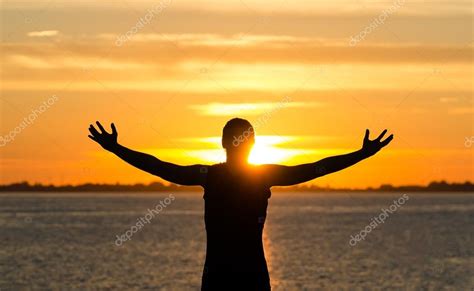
[88,121,119,152]
[361,129,394,158]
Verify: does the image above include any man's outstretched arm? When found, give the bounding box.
[88,121,207,186]
[263,129,394,186]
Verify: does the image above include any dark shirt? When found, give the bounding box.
[202,163,272,290]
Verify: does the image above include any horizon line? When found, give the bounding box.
[1,180,473,193]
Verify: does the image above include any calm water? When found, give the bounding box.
[1,192,473,290]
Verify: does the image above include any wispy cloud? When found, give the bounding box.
[6,54,151,70]
[181,135,303,145]
[4,38,472,66]
[27,30,59,37]
[189,101,321,116]
[99,33,316,46]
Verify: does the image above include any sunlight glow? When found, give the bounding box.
[167,136,317,164]
[248,136,316,164]
[248,136,295,164]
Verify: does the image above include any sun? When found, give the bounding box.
[171,135,314,165]
[248,136,299,164]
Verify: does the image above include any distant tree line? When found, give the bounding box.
[0,180,473,193]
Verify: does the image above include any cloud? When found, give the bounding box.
[4,36,472,65]
[181,135,303,145]
[2,3,471,45]
[99,33,317,46]
[189,101,321,116]
[27,30,59,37]
[1,35,471,92]
[6,54,151,69]
[4,1,472,16]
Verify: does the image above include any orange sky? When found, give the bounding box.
[0,0,473,188]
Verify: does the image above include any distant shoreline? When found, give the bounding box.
[1,181,473,193]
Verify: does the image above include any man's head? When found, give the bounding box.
[222,118,255,161]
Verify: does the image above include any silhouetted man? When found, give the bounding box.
[88,118,393,290]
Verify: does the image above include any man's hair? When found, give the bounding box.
[222,118,255,149]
